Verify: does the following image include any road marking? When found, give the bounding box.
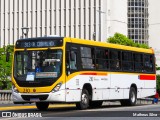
[0,104,75,111]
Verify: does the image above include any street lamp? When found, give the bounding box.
[93,32,96,41]
[21,27,29,38]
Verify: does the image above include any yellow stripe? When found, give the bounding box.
[0,104,75,111]
[68,37,154,54]
[96,73,108,76]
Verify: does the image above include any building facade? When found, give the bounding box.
[0,0,127,47]
[1,0,159,53]
[128,0,149,44]
[148,0,160,66]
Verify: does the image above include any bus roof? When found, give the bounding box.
[65,37,154,54]
[16,36,154,54]
[17,36,64,41]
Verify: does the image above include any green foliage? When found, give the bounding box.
[156,64,160,70]
[107,33,149,49]
[0,45,14,90]
[157,67,160,70]
[156,75,160,93]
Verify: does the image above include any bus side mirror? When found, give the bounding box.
[6,52,10,62]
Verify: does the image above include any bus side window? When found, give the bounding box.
[122,52,133,71]
[66,51,70,75]
[70,51,77,70]
[143,55,153,72]
[110,50,121,70]
[66,51,70,68]
[95,48,109,70]
[134,53,143,72]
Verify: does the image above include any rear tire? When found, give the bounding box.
[36,102,49,111]
[128,87,137,106]
[120,87,137,106]
[76,89,89,110]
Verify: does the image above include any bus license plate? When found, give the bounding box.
[30,98,40,102]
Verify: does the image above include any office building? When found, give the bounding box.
[0,0,127,47]
[128,0,149,44]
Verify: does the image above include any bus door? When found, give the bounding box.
[65,43,81,102]
[66,45,79,75]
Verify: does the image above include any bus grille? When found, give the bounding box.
[21,95,49,101]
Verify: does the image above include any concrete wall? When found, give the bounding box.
[0,0,129,47]
[148,0,160,66]
[0,0,102,47]
[108,0,128,38]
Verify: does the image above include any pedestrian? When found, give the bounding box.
[153,92,159,104]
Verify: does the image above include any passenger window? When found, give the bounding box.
[134,54,143,72]
[122,52,133,71]
[143,55,153,72]
[110,50,121,70]
[95,48,109,70]
[69,51,77,70]
[80,47,95,69]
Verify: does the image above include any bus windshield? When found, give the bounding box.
[14,49,62,86]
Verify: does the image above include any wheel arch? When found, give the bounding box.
[130,84,137,94]
[82,83,92,99]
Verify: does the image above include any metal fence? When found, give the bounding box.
[0,90,12,104]
[137,98,154,104]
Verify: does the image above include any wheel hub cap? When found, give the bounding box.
[82,94,88,105]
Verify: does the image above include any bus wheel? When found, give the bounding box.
[89,101,103,108]
[129,87,137,106]
[120,87,137,106]
[76,89,89,110]
[36,102,49,110]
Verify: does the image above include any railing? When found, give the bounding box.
[0,90,12,104]
[137,98,154,104]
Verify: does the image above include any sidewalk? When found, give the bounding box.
[103,99,159,106]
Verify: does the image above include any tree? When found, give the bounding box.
[0,45,14,90]
[107,33,149,49]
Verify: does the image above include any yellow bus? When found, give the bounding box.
[12,36,156,110]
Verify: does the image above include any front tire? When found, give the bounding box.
[36,102,49,110]
[76,89,89,110]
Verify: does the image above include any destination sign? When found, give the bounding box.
[16,39,63,48]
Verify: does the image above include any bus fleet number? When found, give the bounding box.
[23,88,30,93]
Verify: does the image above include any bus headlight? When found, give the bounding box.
[12,85,19,93]
[52,82,62,93]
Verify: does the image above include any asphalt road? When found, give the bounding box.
[1,102,160,120]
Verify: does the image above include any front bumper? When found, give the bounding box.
[12,90,66,103]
